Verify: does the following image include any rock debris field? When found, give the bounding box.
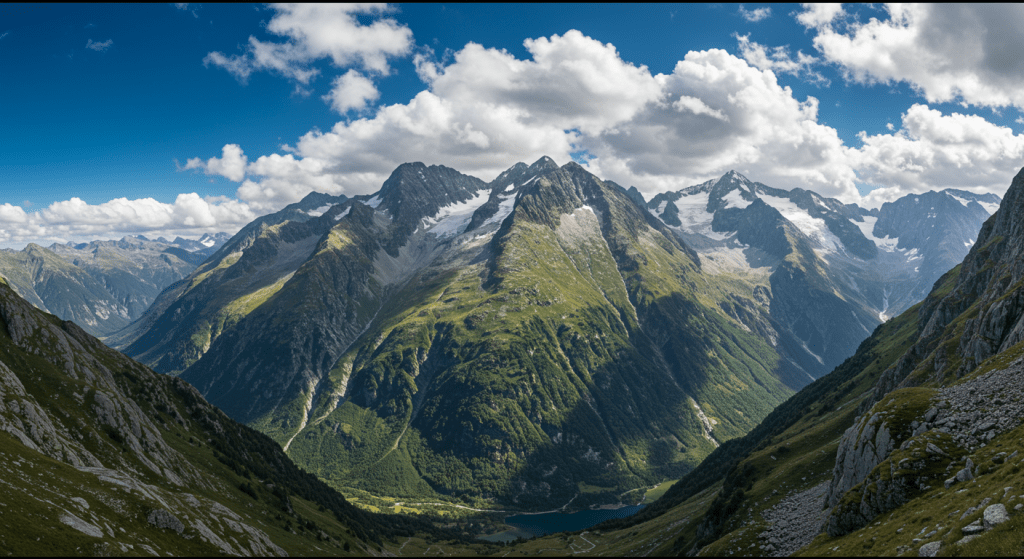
[931,359,1024,449]
[756,481,831,557]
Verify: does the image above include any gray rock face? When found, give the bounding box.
[826,412,894,508]
[147,508,185,534]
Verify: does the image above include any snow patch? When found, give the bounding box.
[853,215,899,252]
[483,193,518,227]
[980,201,1000,214]
[721,190,751,210]
[421,189,490,238]
[668,191,714,234]
[334,206,351,221]
[759,193,841,253]
[305,204,333,217]
[947,192,971,207]
[503,183,515,192]
[365,195,382,209]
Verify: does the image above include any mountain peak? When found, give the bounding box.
[529,155,559,171]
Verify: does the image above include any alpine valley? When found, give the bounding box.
[107,157,998,514]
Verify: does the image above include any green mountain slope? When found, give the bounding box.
[571,166,1024,557]
[0,277,455,556]
[113,193,351,374]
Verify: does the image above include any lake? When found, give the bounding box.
[497,504,646,539]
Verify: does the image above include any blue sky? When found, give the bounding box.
[2,3,1024,247]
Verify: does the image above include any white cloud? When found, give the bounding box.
[739,5,772,23]
[0,195,257,247]
[855,104,1024,207]
[86,39,112,52]
[736,34,827,85]
[204,4,412,84]
[672,95,729,121]
[323,70,379,113]
[176,28,1024,224]
[216,30,658,209]
[800,4,1024,109]
[583,49,858,200]
[795,3,844,28]
[0,204,28,224]
[175,3,198,18]
[184,144,248,182]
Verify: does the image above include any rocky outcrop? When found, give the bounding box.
[147,508,185,534]
[825,411,897,508]
[826,353,1024,536]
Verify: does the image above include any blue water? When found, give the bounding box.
[503,505,646,537]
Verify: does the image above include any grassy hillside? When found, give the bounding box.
[0,279,462,555]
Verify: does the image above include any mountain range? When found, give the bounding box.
[0,233,229,337]
[108,157,997,511]
[0,156,1017,556]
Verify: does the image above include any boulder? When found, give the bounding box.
[147,508,185,534]
[983,504,1009,530]
[918,541,941,557]
[961,520,984,535]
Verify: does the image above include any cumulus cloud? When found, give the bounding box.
[86,39,112,52]
[795,3,843,28]
[736,34,827,85]
[800,4,1024,109]
[323,70,379,113]
[0,195,257,248]
[855,104,1024,206]
[216,30,659,210]
[184,144,248,182]
[584,49,857,200]
[174,28,1024,223]
[205,4,412,85]
[738,5,772,23]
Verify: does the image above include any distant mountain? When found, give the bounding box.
[0,276,414,555]
[646,173,999,371]
[0,233,229,337]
